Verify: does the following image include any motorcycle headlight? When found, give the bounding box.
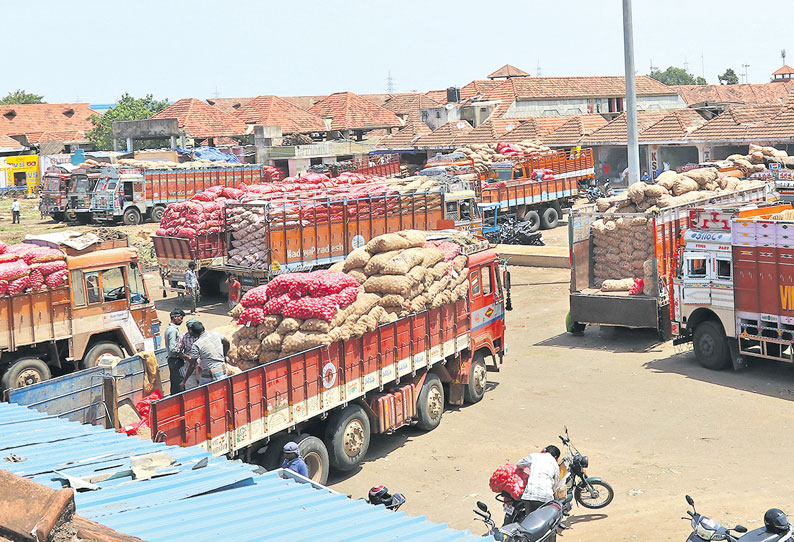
[695,517,720,540]
[580,455,589,469]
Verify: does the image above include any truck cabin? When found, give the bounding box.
[69,254,151,310]
[93,167,139,212]
[41,165,76,215]
[444,190,481,233]
[68,168,100,213]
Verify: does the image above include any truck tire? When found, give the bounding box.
[257,433,295,470]
[324,404,371,471]
[123,207,142,225]
[693,321,730,370]
[82,341,124,369]
[51,212,65,222]
[463,353,487,404]
[296,435,330,485]
[416,373,444,431]
[1,357,51,390]
[524,210,540,233]
[540,206,560,230]
[151,205,165,223]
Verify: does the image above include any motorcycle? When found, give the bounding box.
[682,495,792,542]
[367,485,406,511]
[474,499,571,542]
[558,426,614,509]
[584,179,614,203]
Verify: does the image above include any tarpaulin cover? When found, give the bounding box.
[176,146,240,163]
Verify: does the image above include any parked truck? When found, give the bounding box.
[672,202,794,370]
[41,164,78,220]
[567,184,773,339]
[65,166,102,223]
[90,164,263,225]
[152,185,482,295]
[150,242,509,484]
[0,234,161,390]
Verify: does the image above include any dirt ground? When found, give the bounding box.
[318,265,794,541]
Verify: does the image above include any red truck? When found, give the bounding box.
[149,242,509,484]
[672,202,794,370]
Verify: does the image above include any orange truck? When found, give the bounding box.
[153,187,481,295]
[0,234,160,390]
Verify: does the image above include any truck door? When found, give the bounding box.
[469,263,503,347]
[682,252,711,305]
[127,263,159,348]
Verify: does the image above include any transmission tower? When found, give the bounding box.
[386,71,395,94]
[536,60,542,77]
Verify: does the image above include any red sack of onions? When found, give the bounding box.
[237,306,266,326]
[240,285,268,307]
[28,269,44,290]
[282,296,338,321]
[261,293,291,315]
[45,269,68,288]
[307,271,359,297]
[7,276,30,295]
[0,260,29,281]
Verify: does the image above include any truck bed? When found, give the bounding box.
[0,287,72,351]
[150,299,470,455]
[570,291,664,329]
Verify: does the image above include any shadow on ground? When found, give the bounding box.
[535,326,664,354]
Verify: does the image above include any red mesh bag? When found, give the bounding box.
[282,296,338,321]
[7,243,37,255]
[192,191,216,202]
[156,228,167,236]
[176,227,197,239]
[0,253,20,263]
[28,269,44,289]
[307,271,359,297]
[262,293,291,315]
[0,280,8,295]
[330,285,359,308]
[489,463,528,500]
[31,260,67,275]
[240,285,268,308]
[25,248,65,264]
[45,269,68,288]
[7,276,30,295]
[265,274,294,297]
[0,260,29,281]
[237,306,266,326]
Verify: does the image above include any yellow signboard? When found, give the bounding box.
[5,155,40,193]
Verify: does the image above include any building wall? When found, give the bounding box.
[503,94,685,117]
[421,107,458,130]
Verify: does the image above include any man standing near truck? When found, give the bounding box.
[11,198,21,224]
[282,442,309,477]
[165,309,185,395]
[227,274,241,311]
[185,261,199,313]
[186,320,230,386]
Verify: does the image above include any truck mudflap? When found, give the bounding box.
[569,292,669,330]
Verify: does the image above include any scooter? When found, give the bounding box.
[682,495,793,542]
[367,485,406,511]
[474,499,571,542]
[558,426,614,509]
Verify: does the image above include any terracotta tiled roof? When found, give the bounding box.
[376,122,433,148]
[687,104,789,141]
[421,81,502,106]
[152,98,247,138]
[199,136,238,146]
[309,92,403,130]
[0,133,23,149]
[424,89,450,105]
[25,130,88,143]
[360,93,400,106]
[233,95,327,133]
[282,95,328,110]
[0,103,96,140]
[454,118,528,145]
[581,110,671,144]
[205,97,253,114]
[773,65,794,76]
[638,109,707,142]
[496,75,675,100]
[499,116,574,142]
[541,114,609,146]
[488,64,531,79]
[674,82,794,106]
[413,121,474,148]
[383,93,443,124]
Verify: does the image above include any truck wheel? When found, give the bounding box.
[463,353,487,404]
[123,207,142,225]
[296,435,330,485]
[257,433,295,470]
[693,321,730,370]
[151,205,165,223]
[524,210,540,233]
[1,357,50,390]
[77,213,92,224]
[566,311,586,334]
[83,341,124,369]
[416,373,444,431]
[51,212,65,222]
[325,404,371,471]
[540,206,560,229]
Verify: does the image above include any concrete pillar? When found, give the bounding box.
[180,135,186,147]
[113,138,119,152]
[170,136,177,149]
[126,138,133,153]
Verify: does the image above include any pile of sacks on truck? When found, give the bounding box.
[225,230,473,370]
[591,167,765,293]
[447,141,553,172]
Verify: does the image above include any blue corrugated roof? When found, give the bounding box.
[0,402,483,541]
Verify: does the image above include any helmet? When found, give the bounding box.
[368,485,392,506]
[764,508,790,534]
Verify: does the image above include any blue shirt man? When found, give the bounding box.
[282,442,309,477]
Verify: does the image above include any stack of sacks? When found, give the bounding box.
[261,165,285,183]
[451,141,552,173]
[595,168,763,215]
[332,230,470,318]
[591,216,655,292]
[726,144,792,173]
[0,243,68,294]
[155,183,253,239]
[225,270,396,370]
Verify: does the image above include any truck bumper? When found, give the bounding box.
[569,292,671,339]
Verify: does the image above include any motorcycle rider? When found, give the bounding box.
[516,445,561,514]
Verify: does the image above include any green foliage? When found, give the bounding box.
[718,68,739,85]
[0,90,45,104]
[87,93,169,151]
[649,66,704,86]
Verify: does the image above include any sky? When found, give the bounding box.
[3,0,792,105]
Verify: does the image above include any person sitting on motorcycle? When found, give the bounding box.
[516,445,561,514]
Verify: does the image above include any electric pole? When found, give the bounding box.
[622,0,640,186]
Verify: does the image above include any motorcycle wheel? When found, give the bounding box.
[574,480,614,509]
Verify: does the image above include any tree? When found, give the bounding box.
[649,66,704,86]
[718,68,739,85]
[87,93,169,151]
[0,89,45,104]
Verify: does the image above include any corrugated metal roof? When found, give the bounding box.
[0,402,482,542]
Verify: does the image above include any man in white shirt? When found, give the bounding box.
[11,198,20,224]
[516,445,561,514]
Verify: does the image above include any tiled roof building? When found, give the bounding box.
[488,64,531,79]
[0,103,96,143]
[233,95,327,133]
[152,98,247,139]
[309,92,403,130]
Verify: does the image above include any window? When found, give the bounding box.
[687,257,707,278]
[435,111,441,119]
[445,201,459,220]
[128,264,147,304]
[716,259,731,279]
[470,270,481,295]
[101,267,126,302]
[482,266,492,295]
[421,111,429,122]
[71,270,86,307]
[85,271,102,304]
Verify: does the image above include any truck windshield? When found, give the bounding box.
[43,177,61,192]
[101,267,126,302]
[128,264,147,304]
[72,177,89,193]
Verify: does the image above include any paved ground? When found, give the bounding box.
[321,266,794,542]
